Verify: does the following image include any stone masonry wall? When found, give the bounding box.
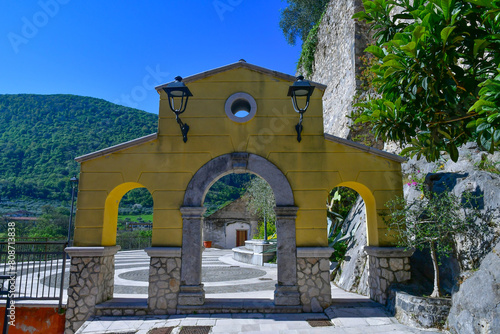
[297,257,332,312]
[148,256,181,314]
[65,254,115,334]
[365,247,413,305]
[310,0,371,138]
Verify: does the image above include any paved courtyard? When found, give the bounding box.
[75,248,442,333]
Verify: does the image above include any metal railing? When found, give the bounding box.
[0,241,67,308]
[116,236,151,250]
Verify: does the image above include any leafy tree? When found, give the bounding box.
[279,0,330,46]
[0,94,157,201]
[353,0,500,162]
[384,186,487,298]
[246,177,276,239]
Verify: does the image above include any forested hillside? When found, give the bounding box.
[0,94,158,201]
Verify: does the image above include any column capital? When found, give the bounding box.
[145,247,181,257]
[364,246,415,258]
[65,245,120,257]
[297,247,333,258]
[274,206,299,218]
[180,206,206,218]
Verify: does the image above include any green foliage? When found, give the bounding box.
[247,177,276,224]
[256,219,277,239]
[353,0,500,162]
[116,230,152,250]
[246,177,276,239]
[120,188,154,208]
[327,187,359,242]
[384,180,488,296]
[385,192,481,256]
[297,11,325,77]
[469,65,500,152]
[0,205,69,240]
[475,153,500,174]
[329,240,348,263]
[279,0,330,46]
[203,174,255,216]
[0,94,158,201]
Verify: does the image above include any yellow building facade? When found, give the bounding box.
[65,62,414,333]
[73,61,405,249]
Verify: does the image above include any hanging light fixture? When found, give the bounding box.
[287,75,315,142]
[162,76,193,142]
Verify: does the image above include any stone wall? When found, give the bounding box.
[310,0,371,138]
[296,248,333,312]
[364,247,413,305]
[146,248,182,315]
[387,287,451,329]
[65,246,119,334]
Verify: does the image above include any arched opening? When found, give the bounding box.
[116,188,153,250]
[326,186,364,281]
[201,173,277,300]
[102,182,153,300]
[179,153,298,307]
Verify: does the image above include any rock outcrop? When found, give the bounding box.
[333,197,369,296]
[447,241,500,333]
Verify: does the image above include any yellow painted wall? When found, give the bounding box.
[73,66,403,247]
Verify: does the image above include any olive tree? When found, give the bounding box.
[384,188,487,298]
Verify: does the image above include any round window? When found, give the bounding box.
[225,92,257,123]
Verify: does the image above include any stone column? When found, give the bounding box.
[65,246,120,334]
[178,206,206,306]
[274,206,300,306]
[145,247,181,314]
[297,247,333,312]
[364,246,415,305]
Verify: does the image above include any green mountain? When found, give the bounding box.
[0,94,158,202]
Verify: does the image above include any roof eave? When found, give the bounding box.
[155,61,327,92]
[324,133,407,163]
[75,133,158,163]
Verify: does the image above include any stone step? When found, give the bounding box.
[177,298,303,314]
[94,298,148,316]
[93,298,303,316]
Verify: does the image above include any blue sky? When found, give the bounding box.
[0,1,302,114]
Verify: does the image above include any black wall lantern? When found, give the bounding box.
[162,76,193,143]
[287,75,315,142]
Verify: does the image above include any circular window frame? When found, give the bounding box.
[225,92,257,123]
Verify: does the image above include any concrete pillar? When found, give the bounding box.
[178,206,206,306]
[145,247,181,314]
[297,247,333,312]
[364,246,415,304]
[64,246,120,334]
[273,206,300,306]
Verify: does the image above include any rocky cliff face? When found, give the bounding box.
[310,0,500,330]
[310,0,370,138]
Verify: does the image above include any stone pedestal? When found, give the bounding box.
[179,207,206,306]
[178,285,205,306]
[364,246,414,305]
[64,246,120,334]
[297,247,333,312]
[273,206,300,306]
[145,247,181,314]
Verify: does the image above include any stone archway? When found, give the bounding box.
[177,152,300,306]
